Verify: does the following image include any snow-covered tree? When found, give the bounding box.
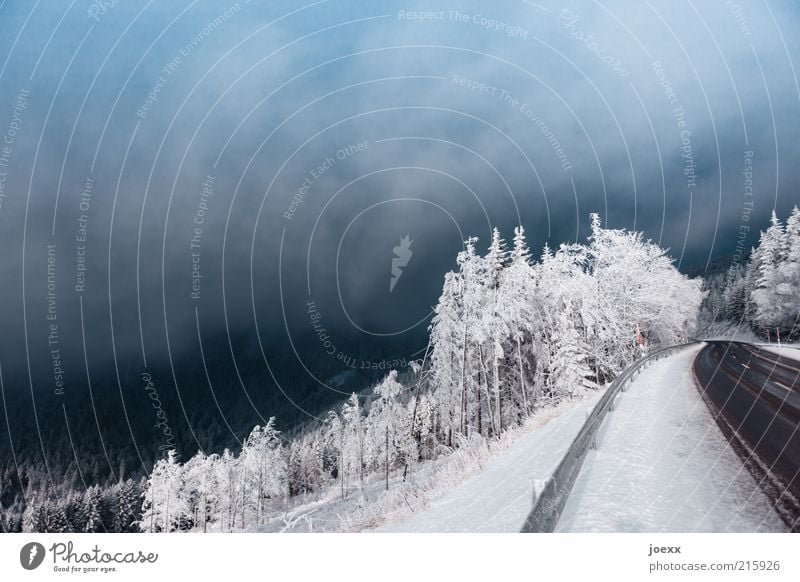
[723,263,748,320]
[429,271,466,443]
[429,236,489,440]
[340,393,365,495]
[498,226,538,417]
[482,228,510,432]
[288,432,325,497]
[215,449,241,531]
[241,418,286,527]
[365,370,410,489]
[750,211,786,330]
[780,206,800,336]
[112,479,142,533]
[547,308,595,399]
[141,450,187,533]
[699,208,800,339]
[584,213,701,374]
[83,485,105,532]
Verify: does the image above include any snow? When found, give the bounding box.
[556,344,787,532]
[699,320,763,343]
[758,343,800,359]
[378,389,605,532]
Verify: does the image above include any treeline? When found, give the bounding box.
[428,214,701,443]
[0,328,390,532]
[2,478,142,533]
[704,207,800,340]
[139,215,702,532]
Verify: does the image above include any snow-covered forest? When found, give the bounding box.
[703,207,800,340]
[134,215,701,532]
[12,215,703,532]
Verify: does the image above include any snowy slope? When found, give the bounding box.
[758,343,800,358]
[699,320,763,343]
[557,344,787,532]
[378,390,605,532]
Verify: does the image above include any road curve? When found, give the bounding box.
[693,341,800,530]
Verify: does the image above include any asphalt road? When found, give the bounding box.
[693,341,800,530]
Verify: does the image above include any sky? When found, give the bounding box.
[0,0,799,419]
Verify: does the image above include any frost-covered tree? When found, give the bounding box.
[183,453,221,533]
[723,263,748,320]
[83,485,105,532]
[750,211,786,330]
[547,308,595,399]
[241,418,286,527]
[49,504,71,533]
[498,226,538,417]
[429,237,488,440]
[482,228,510,432]
[429,270,465,443]
[700,207,800,339]
[23,498,47,532]
[584,214,701,374]
[458,237,487,437]
[535,241,596,387]
[215,449,241,532]
[780,206,800,335]
[112,479,142,533]
[365,370,410,489]
[141,450,187,532]
[288,433,325,497]
[340,393,365,494]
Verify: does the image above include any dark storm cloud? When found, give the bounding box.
[0,0,799,401]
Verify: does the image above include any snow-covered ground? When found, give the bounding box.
[758,343,800,359]
[378,390,605,532]
[232,390,604,533]
[557,344,787,532]
[699,320,763,343]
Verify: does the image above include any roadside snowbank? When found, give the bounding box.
[758,343,800,359]
[377,389,605,532]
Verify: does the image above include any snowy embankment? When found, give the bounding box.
[252,391,605,532]
[698,320,763,343]
[556,344,787,532]
[758,343,800,358]
[377,390,605,532]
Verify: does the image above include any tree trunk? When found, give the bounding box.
[202,490,207,533]
[404,343,430,481]
[385,425,390,491]
[228,482,234,532]
[360,435,364,492]
[460,327,469,437]
[164,492,170,533]
[494,344,502,434]
[475,365,482,436]
[340,426,345,500]
[477,345,496,436]
[241,483,246,530]
[517,338,528,414]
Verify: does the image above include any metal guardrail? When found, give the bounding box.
[520,341,700,532]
